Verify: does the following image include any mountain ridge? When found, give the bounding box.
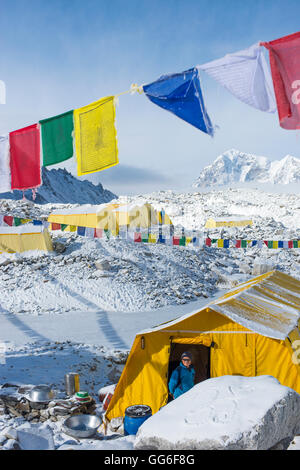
[0,167,117,204]
[193,149,300,188]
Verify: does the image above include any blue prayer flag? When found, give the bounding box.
[77,226,86,236]
[278,241,284,248]
[33,220,43,226]
[223,239,230,248]
[143,68,214,135]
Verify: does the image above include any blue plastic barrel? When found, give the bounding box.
[124,405,152,435]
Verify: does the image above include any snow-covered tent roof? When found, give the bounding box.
[140,271,300,340]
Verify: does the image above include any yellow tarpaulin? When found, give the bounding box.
[74,96,118,176]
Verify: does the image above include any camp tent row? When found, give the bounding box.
[0,226,53,254]
[48,203,172,234]
[105,270,300,423]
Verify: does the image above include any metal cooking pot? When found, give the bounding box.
[29,385,55,403]
[63,414,101,438]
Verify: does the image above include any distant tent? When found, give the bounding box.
[0,226,53,253]
[48,203,172,233]
[205,217,253,229]
[105,271,300,423]
[112,203,172,228]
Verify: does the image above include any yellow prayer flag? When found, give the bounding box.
[148,234,157,243]
[74,96,118,176]
[273,241,278,249]
[217,239,224,248]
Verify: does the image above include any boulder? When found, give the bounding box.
[17,424,55,450]
[134,375,300,450]
[95,260,112,271]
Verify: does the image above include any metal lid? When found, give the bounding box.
[125,405,152,418]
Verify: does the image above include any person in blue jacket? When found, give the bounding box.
[168,351,195,399]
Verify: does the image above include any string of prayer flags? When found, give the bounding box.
[40,110,74,166]
[261,32,300,129]
[73,96,119,176]
[0,135,11,193]
[143,67,214,136]
[9,124,41,191]
[199,42,276,113]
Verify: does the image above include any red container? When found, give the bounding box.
[103,393,113,411]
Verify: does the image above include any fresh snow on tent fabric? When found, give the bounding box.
[73,96,119,176]
[40,110,74,166]
[198,42,276,113]
[143,67,214,135]
[0,134,11,193]
[9,124,41,191]
[262,31,300,129]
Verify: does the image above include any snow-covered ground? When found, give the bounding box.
[0,186,299,449]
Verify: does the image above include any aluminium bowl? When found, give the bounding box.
[29,385,55,404]
[63,414,101,438]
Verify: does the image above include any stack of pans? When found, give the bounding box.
[74,391,91,404]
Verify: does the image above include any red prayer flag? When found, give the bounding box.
[235,240,241,248]
[9,124,41,190]
[288,240,293,248]
[51,223,61,231]
[94,228,103,238]
[134,233,142,242]
[205,237,211,247]
[3,216,13,226]
[262,32,300,129]
[173,236,180,246]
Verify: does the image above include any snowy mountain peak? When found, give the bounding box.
[193,149,300,188]
[0,167,117,204]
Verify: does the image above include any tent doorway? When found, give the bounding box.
[167,343,210,400]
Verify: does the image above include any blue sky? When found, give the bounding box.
[0,0,299,195]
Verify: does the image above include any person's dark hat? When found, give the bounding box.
[181,351,192,361]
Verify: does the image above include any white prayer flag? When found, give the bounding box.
[198,42,276,113]
[0,135,11,193]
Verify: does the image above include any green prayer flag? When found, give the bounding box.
[293,240,298,248]
[268,240,273,249]
[241,240,247,248]
[40,110,74,166]
[211,239,217,244]
[61,224,68,231]
[179,237,186,246]
[14,217,21,226]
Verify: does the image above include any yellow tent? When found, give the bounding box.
[205,217,253,229]
[48,203,172,233]
[0,226,53,253]
[112,203,172,228]
[48,204,120,234]
[105,270,300,422]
